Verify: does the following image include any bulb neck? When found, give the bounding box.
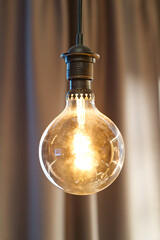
[69,79,91,90]
[66,92,95,107]
[66,88,95,100]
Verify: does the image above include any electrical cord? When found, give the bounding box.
[76,0,83,45]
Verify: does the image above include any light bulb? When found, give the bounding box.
[39,91,125,195]
[39,43,125,195]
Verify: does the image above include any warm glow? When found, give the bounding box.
[76,96,85,128]
[73,131,93,171]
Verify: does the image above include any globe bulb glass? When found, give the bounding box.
[39,93,125,195]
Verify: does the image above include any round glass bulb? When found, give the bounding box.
[39,93,125,195]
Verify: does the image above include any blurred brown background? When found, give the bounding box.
[0,0,160,240]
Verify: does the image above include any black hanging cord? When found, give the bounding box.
[78,0,82,33]
[76,0,83,45]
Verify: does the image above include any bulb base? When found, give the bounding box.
[69,80,91,90]
[66,79,94,99]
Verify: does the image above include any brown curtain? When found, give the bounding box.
[0,0,160,240]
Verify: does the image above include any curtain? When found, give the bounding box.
[0,0,160,239]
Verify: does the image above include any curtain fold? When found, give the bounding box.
[0,0,159,240]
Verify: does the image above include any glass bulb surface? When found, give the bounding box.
[39,93,125,195]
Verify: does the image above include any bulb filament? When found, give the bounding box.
[73,131,93,171]
[76,95,85,128]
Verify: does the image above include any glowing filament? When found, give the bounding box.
[73,132,93,171]
[76,96,85,128]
